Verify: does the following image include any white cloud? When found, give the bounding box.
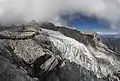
[97,32,119,35]
[0,0,120,27]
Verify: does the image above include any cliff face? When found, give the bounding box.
[0,21,120,81]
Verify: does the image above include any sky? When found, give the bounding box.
[0,0,120,34]
[60,13,120,34]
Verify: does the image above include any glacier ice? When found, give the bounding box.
[42,28,120,78]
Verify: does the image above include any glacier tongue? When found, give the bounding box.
[42,28,120,78]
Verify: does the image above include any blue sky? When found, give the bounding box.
[61,14,119,34]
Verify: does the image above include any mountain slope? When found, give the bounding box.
[0,22,120,81]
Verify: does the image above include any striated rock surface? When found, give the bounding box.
[0,21,120,81]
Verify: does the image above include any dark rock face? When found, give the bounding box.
[0,44,37,81]
[40,22,58,31]
[0,22,120,81]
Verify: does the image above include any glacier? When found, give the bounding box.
[42,28,120,78]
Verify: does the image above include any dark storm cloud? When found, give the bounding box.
[0,0,120,28]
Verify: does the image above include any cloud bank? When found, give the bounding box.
[0,0,120,28]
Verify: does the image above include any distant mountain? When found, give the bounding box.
[101,33,120,39]
[101,33,120,53]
